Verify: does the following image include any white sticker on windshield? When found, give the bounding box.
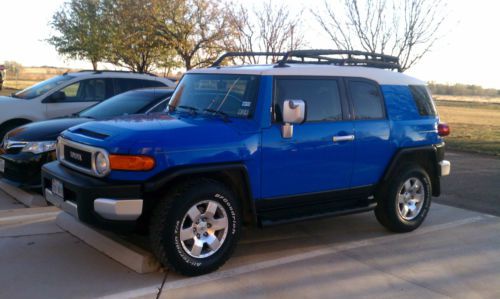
[237,109,250,116]
[242,101,251,107]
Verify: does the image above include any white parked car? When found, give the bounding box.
[0,71,175,138]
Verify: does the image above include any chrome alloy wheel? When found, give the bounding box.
[397,177,425,221]
[179,200,229,258]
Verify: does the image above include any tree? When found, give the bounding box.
[313,0,446,71]
[48,0,108,70]
[3,61,23,77]
[229,1,304,64]
[154,0,235,70]
[103,0,167,73]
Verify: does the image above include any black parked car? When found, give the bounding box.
[0,88,173,189]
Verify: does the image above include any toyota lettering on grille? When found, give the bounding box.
[69,151,83,161]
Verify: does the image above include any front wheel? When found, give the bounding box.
[149,179,241,276]
[375,165,432,233]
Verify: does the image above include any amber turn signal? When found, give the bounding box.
[109,155,155,171]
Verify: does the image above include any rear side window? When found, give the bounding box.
[348,80,385,120]
[409,85,437,116]
[141,79,166,88]
[274,78,342,122]
[112,78,145,94]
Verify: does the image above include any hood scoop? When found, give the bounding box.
[73,128,109,140]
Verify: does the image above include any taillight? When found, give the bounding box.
[438,123,450,137]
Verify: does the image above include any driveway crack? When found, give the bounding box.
[156,269,169,299]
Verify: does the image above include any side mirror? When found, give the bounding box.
[48,91,66,103]
[281,99,305,138]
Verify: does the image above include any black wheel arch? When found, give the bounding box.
[143,162,256,225]
[380,143,445,197]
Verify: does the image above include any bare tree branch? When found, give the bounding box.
[313,0,447,71]
[229,1,304,64]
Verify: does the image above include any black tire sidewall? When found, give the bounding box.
[154,181,240,275]
[389,167,432,229]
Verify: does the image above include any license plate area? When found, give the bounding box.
[0,158,4,173]
[52,178,64,199]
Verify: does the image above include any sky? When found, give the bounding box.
[0,0,499,88]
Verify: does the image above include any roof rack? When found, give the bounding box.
[277,50,401,71]
[211,52,286,68]
[212,50,401,72]
[78,70,158,77]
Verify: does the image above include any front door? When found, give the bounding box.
[44,78,109,118]
[261,77,355,199]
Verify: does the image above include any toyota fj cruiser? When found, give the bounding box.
[42,50,451,276]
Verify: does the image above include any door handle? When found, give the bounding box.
[333,135,355,142]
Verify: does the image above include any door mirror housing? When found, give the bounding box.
[282,99,305,124]
[48,91,66,103]
[281,99,306,139]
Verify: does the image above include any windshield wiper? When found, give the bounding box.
[203,108,230,122]
[176,105,199,115]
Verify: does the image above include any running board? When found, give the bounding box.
[259,203,377,227]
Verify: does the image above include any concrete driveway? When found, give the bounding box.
[0,151,499,299]
[438,151,500,216]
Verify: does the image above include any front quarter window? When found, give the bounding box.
[169,74,260,118]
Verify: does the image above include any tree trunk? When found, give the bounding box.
[91,60,98,71]
[184,56,192,70]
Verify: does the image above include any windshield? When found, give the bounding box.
[13,75,75,99]
[169,74,260,118]
[79,90,171,120]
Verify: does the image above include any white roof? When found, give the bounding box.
[188,64,425,86]
[66,71,176,87]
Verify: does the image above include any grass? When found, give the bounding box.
[3,79,38,90]
[436,100,500,155]
[0,88,18,96]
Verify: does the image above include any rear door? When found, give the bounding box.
[261,77,355,198]
[346,78,393,187]
[44,78,110,118]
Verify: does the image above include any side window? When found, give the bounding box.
[348,80,385,120]
[274,78,343,122]
[60,82,80,98]
[57,79,107,102]
[409,85,437,116]
[142,80,166,88]
[112,78,145,95]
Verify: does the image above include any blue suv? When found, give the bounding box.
[42,50,451,276]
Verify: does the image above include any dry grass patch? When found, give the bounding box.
[436,100,500,155]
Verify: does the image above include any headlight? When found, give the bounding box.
[22,141,57,154]
[2,134,9,149]
[95,151,110,175]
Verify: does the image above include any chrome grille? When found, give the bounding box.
[57,137,109,177]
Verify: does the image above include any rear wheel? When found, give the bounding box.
[375,165,431,232]
[149,179,241,276]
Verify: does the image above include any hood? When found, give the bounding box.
[61,113,261,182]
[6,118,92,141]
[0,95,17,102]
[62,113,256,155]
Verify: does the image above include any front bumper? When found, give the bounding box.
[41,161,144,230]
[0,151,55,188]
